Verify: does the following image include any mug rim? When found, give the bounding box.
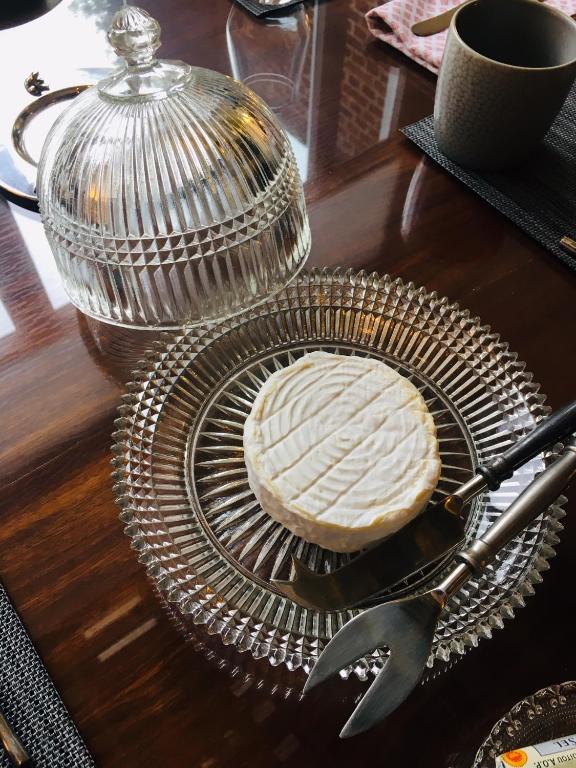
[451,0,576,72]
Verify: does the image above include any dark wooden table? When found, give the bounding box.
[1,1,575,765]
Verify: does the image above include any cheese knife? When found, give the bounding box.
[305,438,576,738]
[272,400,576,611]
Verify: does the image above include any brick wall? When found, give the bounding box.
[336,0,391,158]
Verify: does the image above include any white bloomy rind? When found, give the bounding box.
[243,351,441,553]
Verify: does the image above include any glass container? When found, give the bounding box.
[37,6,310,328]
[227,5,311,112]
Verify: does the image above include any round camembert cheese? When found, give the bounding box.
[243,351,441,552]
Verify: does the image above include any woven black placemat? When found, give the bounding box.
[0,584,95,768]
[234,0,303,17]
[401,85,576,272]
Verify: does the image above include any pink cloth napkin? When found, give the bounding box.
[366,0,576,75]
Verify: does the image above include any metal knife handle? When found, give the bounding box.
[0,711,30,766]
[477,400,576,491]
[436,440,576,602]
[411,0,469,36]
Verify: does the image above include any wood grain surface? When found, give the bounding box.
[0,0,575,766]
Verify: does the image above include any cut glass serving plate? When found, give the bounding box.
[112,268,564,680]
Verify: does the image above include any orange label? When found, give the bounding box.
[502,750,528,766]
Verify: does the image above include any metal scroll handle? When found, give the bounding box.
[12,84,89,169]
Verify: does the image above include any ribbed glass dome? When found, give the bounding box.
[37,6,310,328]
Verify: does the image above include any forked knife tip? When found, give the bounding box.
[339,713,371,739]
[302,666,328,695]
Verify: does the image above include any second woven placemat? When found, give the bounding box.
[401,85,576,273]
[0,584,95,768]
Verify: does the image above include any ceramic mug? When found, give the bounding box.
[434,0,576,169]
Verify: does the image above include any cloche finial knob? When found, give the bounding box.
[108,6,161,67]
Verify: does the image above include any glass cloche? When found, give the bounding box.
[37,6,310,328]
